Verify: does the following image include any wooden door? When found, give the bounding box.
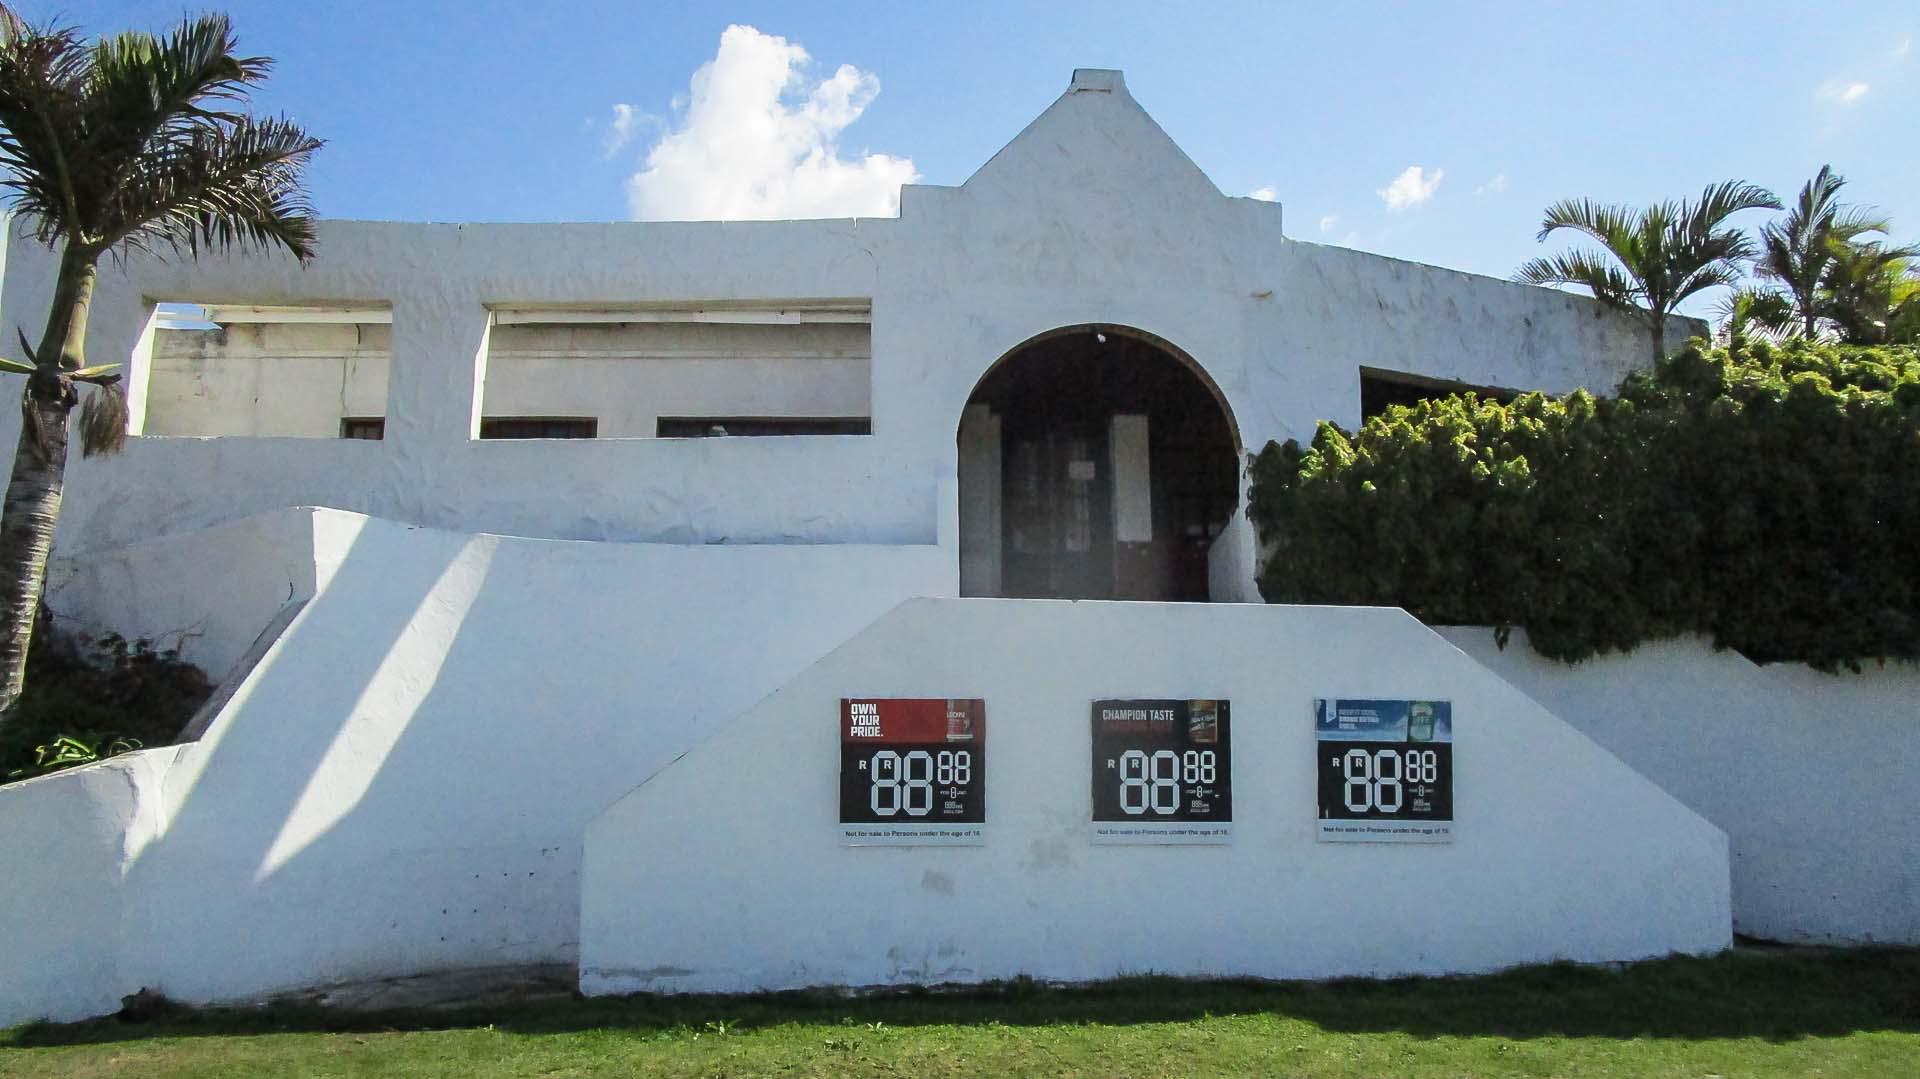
[1001,420,1113,599]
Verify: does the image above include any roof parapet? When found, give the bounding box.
[1069,69,1126,94]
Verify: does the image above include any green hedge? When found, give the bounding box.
[1248,339,1920,670]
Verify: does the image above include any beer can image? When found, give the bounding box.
[1408,701,1436,742]
[945,698,976,742]
[1187,699,1219,744]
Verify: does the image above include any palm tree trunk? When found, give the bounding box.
[1650,317,1666,365]
[0,246,96,722]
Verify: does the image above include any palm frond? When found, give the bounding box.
[1825,207,1893,242]
[75,14,273,229]
[1536,197,1636,247]
[1713,287,1797,343]
[0,12,91,241]
[1686,180,1780,235]
[106,114,320,260]
[1515,251,1641,309]
[1671,262,1746,306]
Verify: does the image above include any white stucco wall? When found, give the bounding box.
[0,507,953,1024]
[580,599,1729,995]
[43,507,328,676]
[0,70,1681,602]
[1440,628,1920,945]
[0,746,186,1025]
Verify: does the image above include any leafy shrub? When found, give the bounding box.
[1248,338,1920,670]
[0,613,212,784]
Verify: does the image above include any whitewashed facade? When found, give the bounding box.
[2,69,1676,592]
[0,71,1779,1026]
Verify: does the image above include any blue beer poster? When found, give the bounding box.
[1315,698,1454,843]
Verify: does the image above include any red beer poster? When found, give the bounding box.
[839,698,985,845]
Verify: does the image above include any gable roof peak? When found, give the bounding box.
[1069,69,1126,94]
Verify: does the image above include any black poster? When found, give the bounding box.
[840,698,985,845]
[1315,698,1454,843]
[1089,698,1231,844]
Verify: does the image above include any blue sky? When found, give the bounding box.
[44,2,1920,314]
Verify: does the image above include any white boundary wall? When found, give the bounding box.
[0,508,953,1024]
[581,600,1729,995]
[1441,628,1920,945]
[0,747,186,1026]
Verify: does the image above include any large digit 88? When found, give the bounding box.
[1118,749,1216,816]
[1341,748,1438,813]
[870,749,970,817]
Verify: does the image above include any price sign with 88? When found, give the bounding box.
[1090,699,1232,844]
[840,699,985,845]
[1314,698,1453,843]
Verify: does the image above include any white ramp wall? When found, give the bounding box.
[581,600,1729,995]
[0,508,952,1024]
[1441,628,1920,945]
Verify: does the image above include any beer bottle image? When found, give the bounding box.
[1408,701,1436,743]
[945,698,976,742]
[1188,700,1218,744]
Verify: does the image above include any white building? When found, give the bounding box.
[18,71,1884,1026]
[4,68,1671,598]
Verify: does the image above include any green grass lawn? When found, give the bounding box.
[3,948,1916,1078]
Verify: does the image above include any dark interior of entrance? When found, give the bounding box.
[958,330,1239,602]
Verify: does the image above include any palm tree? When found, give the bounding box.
[1753,166,1898,340]
[1712,286,1796,345]
[0,8,320,722]
[1516,181,1780,364]
[1821,241,1920,345]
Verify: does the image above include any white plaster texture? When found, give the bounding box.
[0,746,186,1024]
[580,599,1730,995]
[43,507,324,676]
[0,70,1689,604]
[1440,628,1920,945]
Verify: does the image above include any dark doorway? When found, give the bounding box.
[958,329,1239,601]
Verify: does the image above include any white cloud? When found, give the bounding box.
[1318,214,1337,232]
[1894,37,1910,59]
[1474,173,1507,196]
[1377,165,1443,211]
[602,104,641,158]
[626,24,919,220]
[1248,186,1278,202]
[1816,79,1871,104]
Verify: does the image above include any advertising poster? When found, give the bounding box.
[840,698,985,845]
[1090,699,1232,844]
[1315,698,1454,843]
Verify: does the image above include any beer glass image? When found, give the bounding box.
[1188,699,1219,744]
[1408,700,1436,742]
[945,698,976,742]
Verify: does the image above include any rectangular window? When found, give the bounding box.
[655,417,872,438]
[340,417,386,440]
[1360,367,1518,422]
[478,309,871,438]
[478,417,599,439]
[146,309,392,438]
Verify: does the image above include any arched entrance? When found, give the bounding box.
[956,327,1240,601]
